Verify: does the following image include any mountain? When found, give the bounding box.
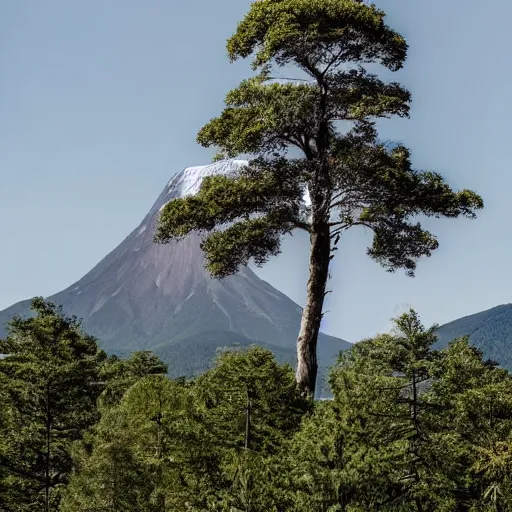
[436,304,512,369]
[0,159,350,395]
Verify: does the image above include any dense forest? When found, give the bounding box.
[1,298,512,512]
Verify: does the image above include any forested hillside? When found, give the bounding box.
[2,299,512,511]
[436,304,512,368]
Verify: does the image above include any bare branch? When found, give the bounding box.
[329,188,361,206]
[330,225,346,237]
[292,219,312,233]
[330,198,362,210]
[321,47,346,77]
[329,220,375,237]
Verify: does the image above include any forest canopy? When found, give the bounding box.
[1,299,511,511]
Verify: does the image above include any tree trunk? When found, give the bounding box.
[244,394,251,450]
[45,381,51,512]
[296,221,331,397]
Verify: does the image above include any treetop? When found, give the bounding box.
[227,0,408,74]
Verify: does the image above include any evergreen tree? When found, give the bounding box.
[195,347,310,511]
[0,377,16,511]
[429,338,512,511]
[326,311,442,510]
[287,311,458,511]
[99,350,168,409]
[287,400,354,512]
[60,407,153,512]
[196,347,309,454]
[285,313,512,511]
[0,298,106,512]
[62,375,186,512]
[155,0,483,396]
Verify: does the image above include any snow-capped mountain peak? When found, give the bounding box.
[155,158,312,222]
[0,158,349,397]
[168,159,249,199]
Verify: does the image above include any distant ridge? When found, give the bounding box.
[436,304,512,368]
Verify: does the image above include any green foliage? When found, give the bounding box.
[191,347,310,511]
[156,157,303,276]
[2,304,512,510]
[61,375,193,512]
[196,346,310,453]
[60,408,152,512]
[284,312,512,512]
[429,339,512,511]
[62,346,309,512]
[0,297,106,512]
[99,350,168,409]
[226,0,407,71]
[286,401,352,511]
[316,311,443,510]
[157,0,482,278]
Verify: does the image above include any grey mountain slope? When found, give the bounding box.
[0,160,350,393]
[436,304,512,369]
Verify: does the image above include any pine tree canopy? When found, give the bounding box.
[156,0,483,278]
[156,0,483,396]
[0,298,106,511]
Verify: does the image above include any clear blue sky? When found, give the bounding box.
[0,0,509,342]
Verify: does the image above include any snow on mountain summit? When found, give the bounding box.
[153,157,311,222]
[152,159,249,216]
[168,159,249,199]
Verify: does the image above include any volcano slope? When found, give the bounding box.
[0,160,351,396]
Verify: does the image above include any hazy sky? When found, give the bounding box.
[0,0,510,342]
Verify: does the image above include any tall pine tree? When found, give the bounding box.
[155,0,483,396]
[0,298,106,512]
